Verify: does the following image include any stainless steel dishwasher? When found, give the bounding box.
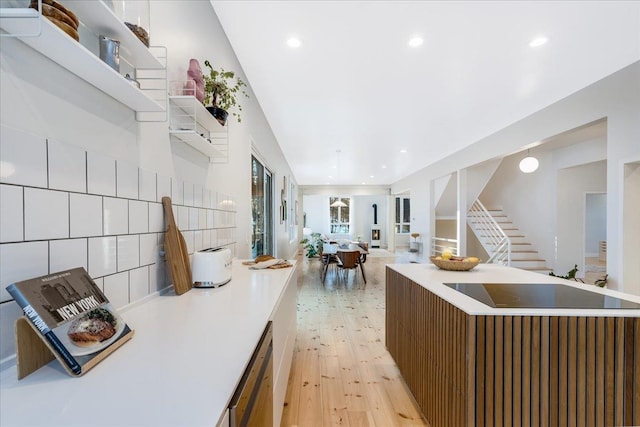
[229,321,273,427]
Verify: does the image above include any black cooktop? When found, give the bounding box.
[442,283,640,309]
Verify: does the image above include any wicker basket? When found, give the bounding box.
[430,256,480,271]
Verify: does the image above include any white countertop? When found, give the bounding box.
[387,263,640,316]
[0,260,297,427]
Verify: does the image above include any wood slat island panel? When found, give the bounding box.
[386,267,640,427]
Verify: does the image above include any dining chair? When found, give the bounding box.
[321,253,340,284]
[356,242,369,264]
[336,250,366,284]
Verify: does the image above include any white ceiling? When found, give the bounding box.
[211,1,640,186]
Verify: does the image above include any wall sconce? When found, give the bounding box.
[519,150,539,173]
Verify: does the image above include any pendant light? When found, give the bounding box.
[331,200,347,208]
[519,149,539,173]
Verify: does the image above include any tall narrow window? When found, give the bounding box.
[395,197,410,234]
[329,197,350,233]
[251,155,273,258]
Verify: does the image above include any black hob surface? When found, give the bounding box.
[442,282,640,309]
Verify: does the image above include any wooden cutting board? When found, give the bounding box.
[162,197,192,295]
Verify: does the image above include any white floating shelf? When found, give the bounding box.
[169,96,228,132]
[0,14,164,112]
[0,7,39,18]
[58,0,162,69]
[170,131,225,161]
[168,95,228,163]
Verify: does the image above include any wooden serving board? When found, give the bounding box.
[162,197,192,295]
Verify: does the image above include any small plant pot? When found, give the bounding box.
[206,106,228,126]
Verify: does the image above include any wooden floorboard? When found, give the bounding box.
[281,253,429,426]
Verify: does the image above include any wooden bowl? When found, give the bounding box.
[430,256,480,271]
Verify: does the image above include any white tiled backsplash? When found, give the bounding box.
[0,126,237,366]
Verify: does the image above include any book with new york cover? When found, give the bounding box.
[6,267,134,376]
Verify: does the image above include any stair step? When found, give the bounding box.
[510,252,542,261]
[473,226,518,231]
[510,259,548,268]
[483,239,529,244]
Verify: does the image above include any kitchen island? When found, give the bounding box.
[0,259,297,427]
[386,263,640,427]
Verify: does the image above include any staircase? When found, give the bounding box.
[467,201,552,275]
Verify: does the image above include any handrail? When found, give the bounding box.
[467,200,511,266]
[431,236,458,256]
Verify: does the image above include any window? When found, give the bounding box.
[329,197,350,233]
[395,197,410,234]
[251,156,273,258]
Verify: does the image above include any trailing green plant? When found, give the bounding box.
[549,264,608,287]
[300,232,323,258]
[549,264,582,282]
[202,59,249,122]
[594,274,608,288]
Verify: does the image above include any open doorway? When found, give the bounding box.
[584,192,606,284]
[433,173,458,255]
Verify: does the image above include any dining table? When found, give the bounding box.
[321,242,369,284]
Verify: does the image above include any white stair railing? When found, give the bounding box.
[467,200,511,266]
[430,237,458,256]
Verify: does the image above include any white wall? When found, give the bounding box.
[392,61,640,293]
[149,1,297,260]
[302,194,326,234]
[0,1,296,366]
[585,193,607,257]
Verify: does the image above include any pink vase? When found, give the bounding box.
[187,59,205,103]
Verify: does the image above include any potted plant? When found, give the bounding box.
[300,232,323,258]
[202,59,249,125]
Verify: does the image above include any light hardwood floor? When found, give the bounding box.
[280,251,429,426]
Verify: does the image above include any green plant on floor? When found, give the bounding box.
[300,232,323,258]
[549,264,583,282]
[549,264,608,287]
[594,274,608,288]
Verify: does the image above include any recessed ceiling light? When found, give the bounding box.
[369,175,374,179]
[408,36,423,47]
[287,37,301,48]
[361,182,366,185]
[529,36,548,48]
[400,149,407,153]
[382,165,387,169]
